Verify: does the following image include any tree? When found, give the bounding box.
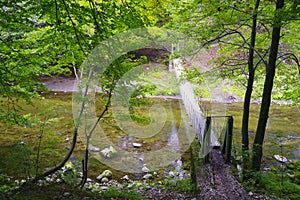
[252,0,284,171]
[0,0,150,123]
[241,0,261,170]
[1,0,154,183]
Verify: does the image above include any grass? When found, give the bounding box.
[100,188,145,199]
[138,65,180,96]
[2,182,145,200]
[243,171,300,200]
[162,177,196,194]
[242,160,300,200]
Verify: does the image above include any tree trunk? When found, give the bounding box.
[252,0,284,171]
[242,0,260,171]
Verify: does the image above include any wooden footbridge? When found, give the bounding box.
[170,57,234,162]
[169,58,251,199]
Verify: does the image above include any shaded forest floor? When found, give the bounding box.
[2,150,273,200]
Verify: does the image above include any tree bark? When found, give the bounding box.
[241,0,260,167]
[252,0,284,171]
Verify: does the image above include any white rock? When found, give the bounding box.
[86,178,94,183]
[45,177,51,182]
[168,171,175,177]
[96,170,112,182]
[143,173,152,180]
[132,143,142,148]
[142,164,150,173]
[287,173,295,178]
[101,177,109,183]
[274,155,288,163]
[121,175,129,181]
[100,146,117,158]
[63,192,71,197]
[100,186,109,191]
[55,178,61,183]
[89,147,100,152]
[248,191,253,196]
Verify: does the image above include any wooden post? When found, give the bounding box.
[203,117,211,163]
[225,116,233,162]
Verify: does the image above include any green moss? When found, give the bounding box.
[163,178,195,193]
[99,188,145,199]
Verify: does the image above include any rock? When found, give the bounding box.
[145,185,152,190]
[132,142,142,148]
[81,197,93,200]
[101,177,109,183]
[63,192,71,197]
[263,167,271,171]
[143,173,153,180]
[45,177,51,183]
[121,175,129,181]
[86,178,94,183]
[248,191,253,196]
[65,138,70,142]
[100,186,109,191]
[274,155,288,163]
[64,161,73,169]
[100,146,117,158]
[168,171,175,177]
[55,178,61,183]
[142,164,150,173]
[96,170,112,182]
[89,147,100,152]
[287,173,295,178]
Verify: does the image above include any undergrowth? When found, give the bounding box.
[242,160,300,200]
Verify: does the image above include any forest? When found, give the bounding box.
[0,0,299,199]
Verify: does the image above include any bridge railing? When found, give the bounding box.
[203,116,233,163]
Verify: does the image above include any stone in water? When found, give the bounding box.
[274,155,288,163]
[132,142,142,148]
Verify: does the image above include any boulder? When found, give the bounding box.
[100,146,117,158]
[97,170,112,182]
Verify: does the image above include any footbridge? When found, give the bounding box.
[170,57,234,162]
[168,57,248,199]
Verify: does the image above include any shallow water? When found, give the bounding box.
[0,92,299,180]
[201,101,300,163]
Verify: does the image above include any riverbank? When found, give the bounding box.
[41,75,298,106]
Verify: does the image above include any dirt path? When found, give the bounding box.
[196,149,270,200]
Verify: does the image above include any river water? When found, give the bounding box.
[42,76,300,161]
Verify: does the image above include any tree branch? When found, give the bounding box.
[276,52,300,73]
[61,0,87,56]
